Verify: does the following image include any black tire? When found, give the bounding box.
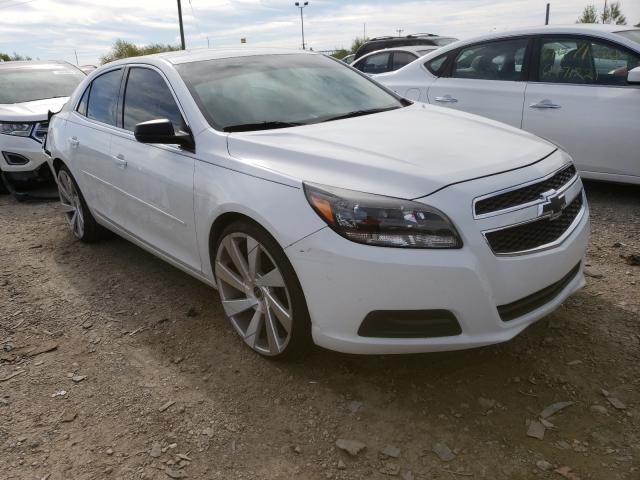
[0,171,8,195]
[56,165,106,243]
[214,220,313,360]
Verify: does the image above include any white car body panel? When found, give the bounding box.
[0,97,68,174]
[45,48,589,355]
[376,24,640,184]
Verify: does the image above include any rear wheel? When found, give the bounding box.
[214,221,312,359]
[57,165,105,242]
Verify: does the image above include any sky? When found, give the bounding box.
[0,0,639,65]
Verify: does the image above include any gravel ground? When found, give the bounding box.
[0,180,638,480]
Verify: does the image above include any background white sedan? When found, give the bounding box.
[351,45,439,75]
[376,24,640,185]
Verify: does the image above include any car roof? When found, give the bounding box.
[0,60,74,69]
[355,45,439,62]
[105,47,313,68]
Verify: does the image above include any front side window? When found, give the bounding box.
[358,52,391,74]
[0,63,85,104]
[123,67,186,132]
[392,52,418,70]
[177,54,404,132]
[87,69,123,126]
[452,38,528,81]
[538,37,640,85]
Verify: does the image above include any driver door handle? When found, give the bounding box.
[113,154,127,169]
[530,99,561,109]
[434,95,458,104]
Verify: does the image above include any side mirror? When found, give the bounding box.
[628,66,640,85]
[134,119,195,152]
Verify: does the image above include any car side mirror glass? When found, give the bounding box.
[627,66,640,85]
[134,119,195,151]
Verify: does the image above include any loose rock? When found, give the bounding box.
[607,397,626,410]
[536,460,553,471]
[150,442,162,458]
[335,439,366,456]
[380,444,401,458]
[158,400,176,412]
[432,442,456,461]
[527,420,545,440]
[540,401,574,419]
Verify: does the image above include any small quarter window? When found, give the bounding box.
[76,86,90,116]
[425,54,449,76]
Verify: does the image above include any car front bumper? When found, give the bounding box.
[285,152,589,355]
[0,133,49,174]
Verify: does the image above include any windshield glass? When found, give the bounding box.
[615,29,640,44]
[176,53,404,131]
[0,63,85,104]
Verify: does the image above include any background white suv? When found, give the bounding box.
[0,60,85,197]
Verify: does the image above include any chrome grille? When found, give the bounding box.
[475,164,577,216]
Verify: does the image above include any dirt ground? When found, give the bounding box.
[1,180,638,480]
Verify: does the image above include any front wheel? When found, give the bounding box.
[56,165,105,242]
[214,221,312,359]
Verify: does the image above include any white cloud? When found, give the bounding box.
[0,0,638,64]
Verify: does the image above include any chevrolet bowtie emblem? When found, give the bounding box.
[539,190,566,220]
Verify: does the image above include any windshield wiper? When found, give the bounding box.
[319,106,402,123]
[223,121,303,133]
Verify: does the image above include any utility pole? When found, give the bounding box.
[177,0,186,50]
[206,36,211,48]
[545,3,550,25]
[74,49,79,65]
[396,28,404,37]
[363,23,366,40]
[295,2,309,50]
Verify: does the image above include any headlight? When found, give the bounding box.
[303,182,462,248]
[0,122,33,137]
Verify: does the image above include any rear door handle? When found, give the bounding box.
[434,95,458,104]
[113,154,127,169]
[529,99,561,109]
[69,137,80,147]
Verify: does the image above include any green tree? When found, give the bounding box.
[330,36,369,59]
[577,4,598,23]
[602,1,626,24]
[577,2,626,25]
[100,39,180,64]
[0,52,32,61]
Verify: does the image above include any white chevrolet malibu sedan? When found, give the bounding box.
[45,48,589,358]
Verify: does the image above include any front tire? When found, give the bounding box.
[214,221,312,359]
[56,165,104,242]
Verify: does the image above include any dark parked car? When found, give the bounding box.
[354,33,457,60]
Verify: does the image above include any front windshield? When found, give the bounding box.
[615,29,640,44]
[0,63,85,104]
[176,53,404,131]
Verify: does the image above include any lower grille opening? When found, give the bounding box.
[497,262,581,322]
[358,310,462,338]
[485,192,583,255]
[2,152,30,166]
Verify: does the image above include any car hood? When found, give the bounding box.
[0,97,69,122]
[226,104,556,199]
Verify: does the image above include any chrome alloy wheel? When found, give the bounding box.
[215,233,293,356]
[57,169,84,239]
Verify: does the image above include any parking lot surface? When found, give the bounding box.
[1,181,638,480]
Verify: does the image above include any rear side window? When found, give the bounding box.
[76,86,90,116]
[392,52,417,70]
[452,38,528,81]
[87,69,123,126]
[357,52,391,74]
[122,67,186,132]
